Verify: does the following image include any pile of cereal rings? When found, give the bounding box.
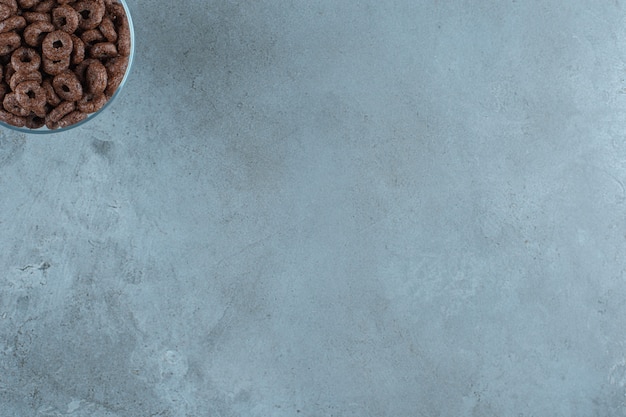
[0,0,131,130]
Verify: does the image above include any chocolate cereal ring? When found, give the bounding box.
[98,15,115,42]
[106,1,124,25]
[0,81,8,102]
[14,80,46,112]
[45,99,73,124]
[22,11,51,23]
[9,70,41,90]
[11,47,40,72]
[117,20,130,56]
[42,30,73,59]
[70,33,84,64]
[57,109,85,128]
[0,32,21,56]
[0,0,18,15]
[3,61,14,82]
[103,55,126,97]
[42,55,69,75]
[0,16,26,33]
[17,0,40,8]
[42,78,60,105]
[8,70,39,91]
[89,41,115,58]
[3,92,29,116]
[33,0,54,12]
[52,69,82,101]
[23,21,54,46]
[80,28,103,46]
[0,108,25,126]
[25,113,45,128]
[74,0,105,30]
[85,58,105,94]
[0,5,11,21]
[77,92,105,112]
[107,2,129,57]
[32,104,47,118]
[52,4,78,33]
[72,56,94,81]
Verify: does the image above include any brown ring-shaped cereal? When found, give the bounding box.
[30,102,47,118]
[0,5,11,21]
[32,104,47,118]
[25,113,45,129]
[3,62,14,83]
[3,92,30,116]
[42,55,70,75]
[0,32,21,56]
[104,55,126,97]
[9,70,41,90]
[98,15,116,42]
[0,16,25,33]
[57,110,86,128]
[42,30,73,59]
[85,59,106,94]
[52,4,79,33]
[117,21,130,57]
[42,78,60,106]
[0,0,18,15]
[106,2,125,26]
[14,80,46,112]
[17,0,40,8]
[74,0,105,30]
[57,0,76,4]
[72,57,95,82]
[80,28,103,46]
[77,92,105,113]
[89,42,116,59]
[0,108,25,127]
[0,82,8,102]
[52,70,82,101]
[23,12,51,23]
[45,99,73,124]
[70,34,84,65]
[23,21,54,47]
[33,0,54,12]
[11,47,40,73]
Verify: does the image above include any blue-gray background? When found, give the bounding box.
[2,0,626,416]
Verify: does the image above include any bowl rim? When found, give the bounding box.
[0,0,135,134]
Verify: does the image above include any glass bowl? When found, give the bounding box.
[0,0,135,134]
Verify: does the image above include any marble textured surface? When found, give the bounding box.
[2,0,626,415]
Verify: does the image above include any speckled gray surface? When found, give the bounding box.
[2,0,626,416]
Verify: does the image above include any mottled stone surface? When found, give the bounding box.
[2,0,626,416]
